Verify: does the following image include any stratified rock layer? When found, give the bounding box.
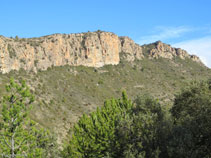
[0,31,203,73]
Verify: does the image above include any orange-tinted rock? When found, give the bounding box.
[0,32,204,73]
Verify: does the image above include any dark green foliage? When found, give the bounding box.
[169,80,211,158]
[133,94,164,120]
[171,80,211,121]
[115,94,169,158]
[62,91,133,158]
[116,108,158,158]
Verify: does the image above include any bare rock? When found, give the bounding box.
[0,32,120,73]
[149,41,177,59]
[148,41,204,66]
[119,36,144,61]
[0,32,205,73]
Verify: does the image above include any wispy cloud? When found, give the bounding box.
[173,37,211,68]
[137,25,211,68]
[138,26,194,45]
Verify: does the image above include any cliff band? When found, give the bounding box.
[0,31,203,73]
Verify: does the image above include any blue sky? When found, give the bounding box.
[0,0,211,67]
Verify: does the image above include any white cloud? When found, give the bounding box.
[138,26,194,45]
[173,37,211,68]
[136,25,211,68]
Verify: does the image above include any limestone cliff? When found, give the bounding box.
[0,31,204,73]
[147,41,202,63]
[0,32,121,73]
[119,36,143,61]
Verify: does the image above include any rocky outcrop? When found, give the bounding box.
[0,32,121,73]
[119,36,143,61]
[148,41,203,64]
[148,41,189,59]
[0,31,204,73]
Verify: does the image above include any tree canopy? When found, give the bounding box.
[0,78,56,158]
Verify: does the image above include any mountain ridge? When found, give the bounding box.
[0,31,205,74]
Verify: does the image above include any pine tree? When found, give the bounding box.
[0,78,47,158]
[63,91,133,158]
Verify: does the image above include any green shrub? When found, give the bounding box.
[115,94,168,158]
[169,80,211,158]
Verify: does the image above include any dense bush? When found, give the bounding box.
[169,80,211,158]
[117,94,174,158]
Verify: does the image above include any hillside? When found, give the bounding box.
[0,31,210,143]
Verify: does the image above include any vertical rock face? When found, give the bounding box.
[0,32,121,73]
[0,31,204,73]
[119,36,143,61]
[81,32,120,67]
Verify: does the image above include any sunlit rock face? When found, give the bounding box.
[0,32,204,74]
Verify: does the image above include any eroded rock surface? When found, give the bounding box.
[0,32,204,73]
